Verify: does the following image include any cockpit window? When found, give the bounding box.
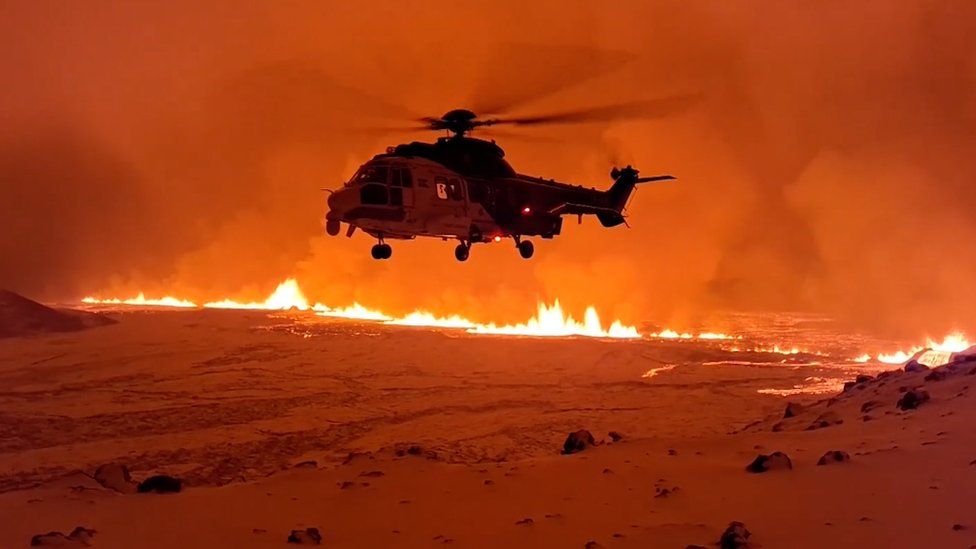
[350,166,389,185]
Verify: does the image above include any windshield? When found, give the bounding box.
[347,165,389,186]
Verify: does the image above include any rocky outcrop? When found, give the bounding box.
[817,450,851,465]
[897,389,930,411]
[287,527,322,545]
[137,474,182,494]
[561,430,597,454]
[0,290,115,338]
[745,452,792,473]
[30,526,95,546]
[718,521,753,548]
[93,463,137,494]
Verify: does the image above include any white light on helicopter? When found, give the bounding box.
[522,207,531,214]
[493,236,502,242]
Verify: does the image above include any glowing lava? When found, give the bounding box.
[387,311,476,329]
[649,329,738,341]
[203,279,310,311]
[81,294,197,308]
[315,303,392,322]
[864,332,971,364]
[469,301,640,339]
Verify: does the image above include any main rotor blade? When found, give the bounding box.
[492,93,703,127]
[469,43,635,115]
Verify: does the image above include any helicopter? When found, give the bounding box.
[324,100,685,261]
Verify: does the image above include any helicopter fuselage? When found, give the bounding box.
[325,136,669,261]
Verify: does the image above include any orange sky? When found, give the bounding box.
[2,1,975,338]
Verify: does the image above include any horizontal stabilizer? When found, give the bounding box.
[636,175,675,183]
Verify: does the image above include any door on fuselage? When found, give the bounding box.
[429,175,469,233]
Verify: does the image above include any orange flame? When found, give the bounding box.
[81,293,197,308]
[863,331,971,364]
[467,301,640,338]
[80,279,640,339]
[203,279,310,311]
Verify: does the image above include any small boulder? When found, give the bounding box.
[718,521,753,548]
[924,370,946,382]
[561,430,597,455]
[745,451,792,473]
[30,526,95,547]
[783,402,803,418]
[817,450,851,465]
[855,374,873,384]
[93,463,137,494]
[897,389,930,411]
[287,527,322,545]
[807,410,843,430]
[860,400,881,414]
[608,431,624,442]
[905,361,929,373]
[136,475,182,494]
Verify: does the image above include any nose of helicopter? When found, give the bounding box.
[327,188,354,218]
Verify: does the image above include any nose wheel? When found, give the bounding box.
[371,243,392,260]
[325,219,341,236]
[454,242,470,262]
[516,238,534,259]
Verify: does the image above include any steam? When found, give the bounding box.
[1,1,974,337]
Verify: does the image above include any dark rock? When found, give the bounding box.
[515,518,534,526]
[718,521,752,548]
[584,541,604,549]
[924,370,947,382]
[783,402,803,418]
[359,470,384,478]
[341,451,374,465]
[745,451,792,473]
[855,374,873,384]
[860,400,881,414]
[293,461,317,469]
[817,450,851,465]
[608,431,624,442]
[897,389,930,411]
[287,527,322,545]
[136,475,182,494]
[561,430,597,455]
[877,369,899,379]
[393,443,438,459]
[93,463,137,493]
[843,381,857,392]
[905,361,929,373]
[807,411,844,430]
[667,448,678,456]
[952,523,967,531]
[30,526,95,546]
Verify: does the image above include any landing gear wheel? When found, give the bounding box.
[325,219,340,236]
[454,243,470,262]
[371,243,392,260]
[518,240,534,259]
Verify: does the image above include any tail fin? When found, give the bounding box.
[601,166,674,226]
